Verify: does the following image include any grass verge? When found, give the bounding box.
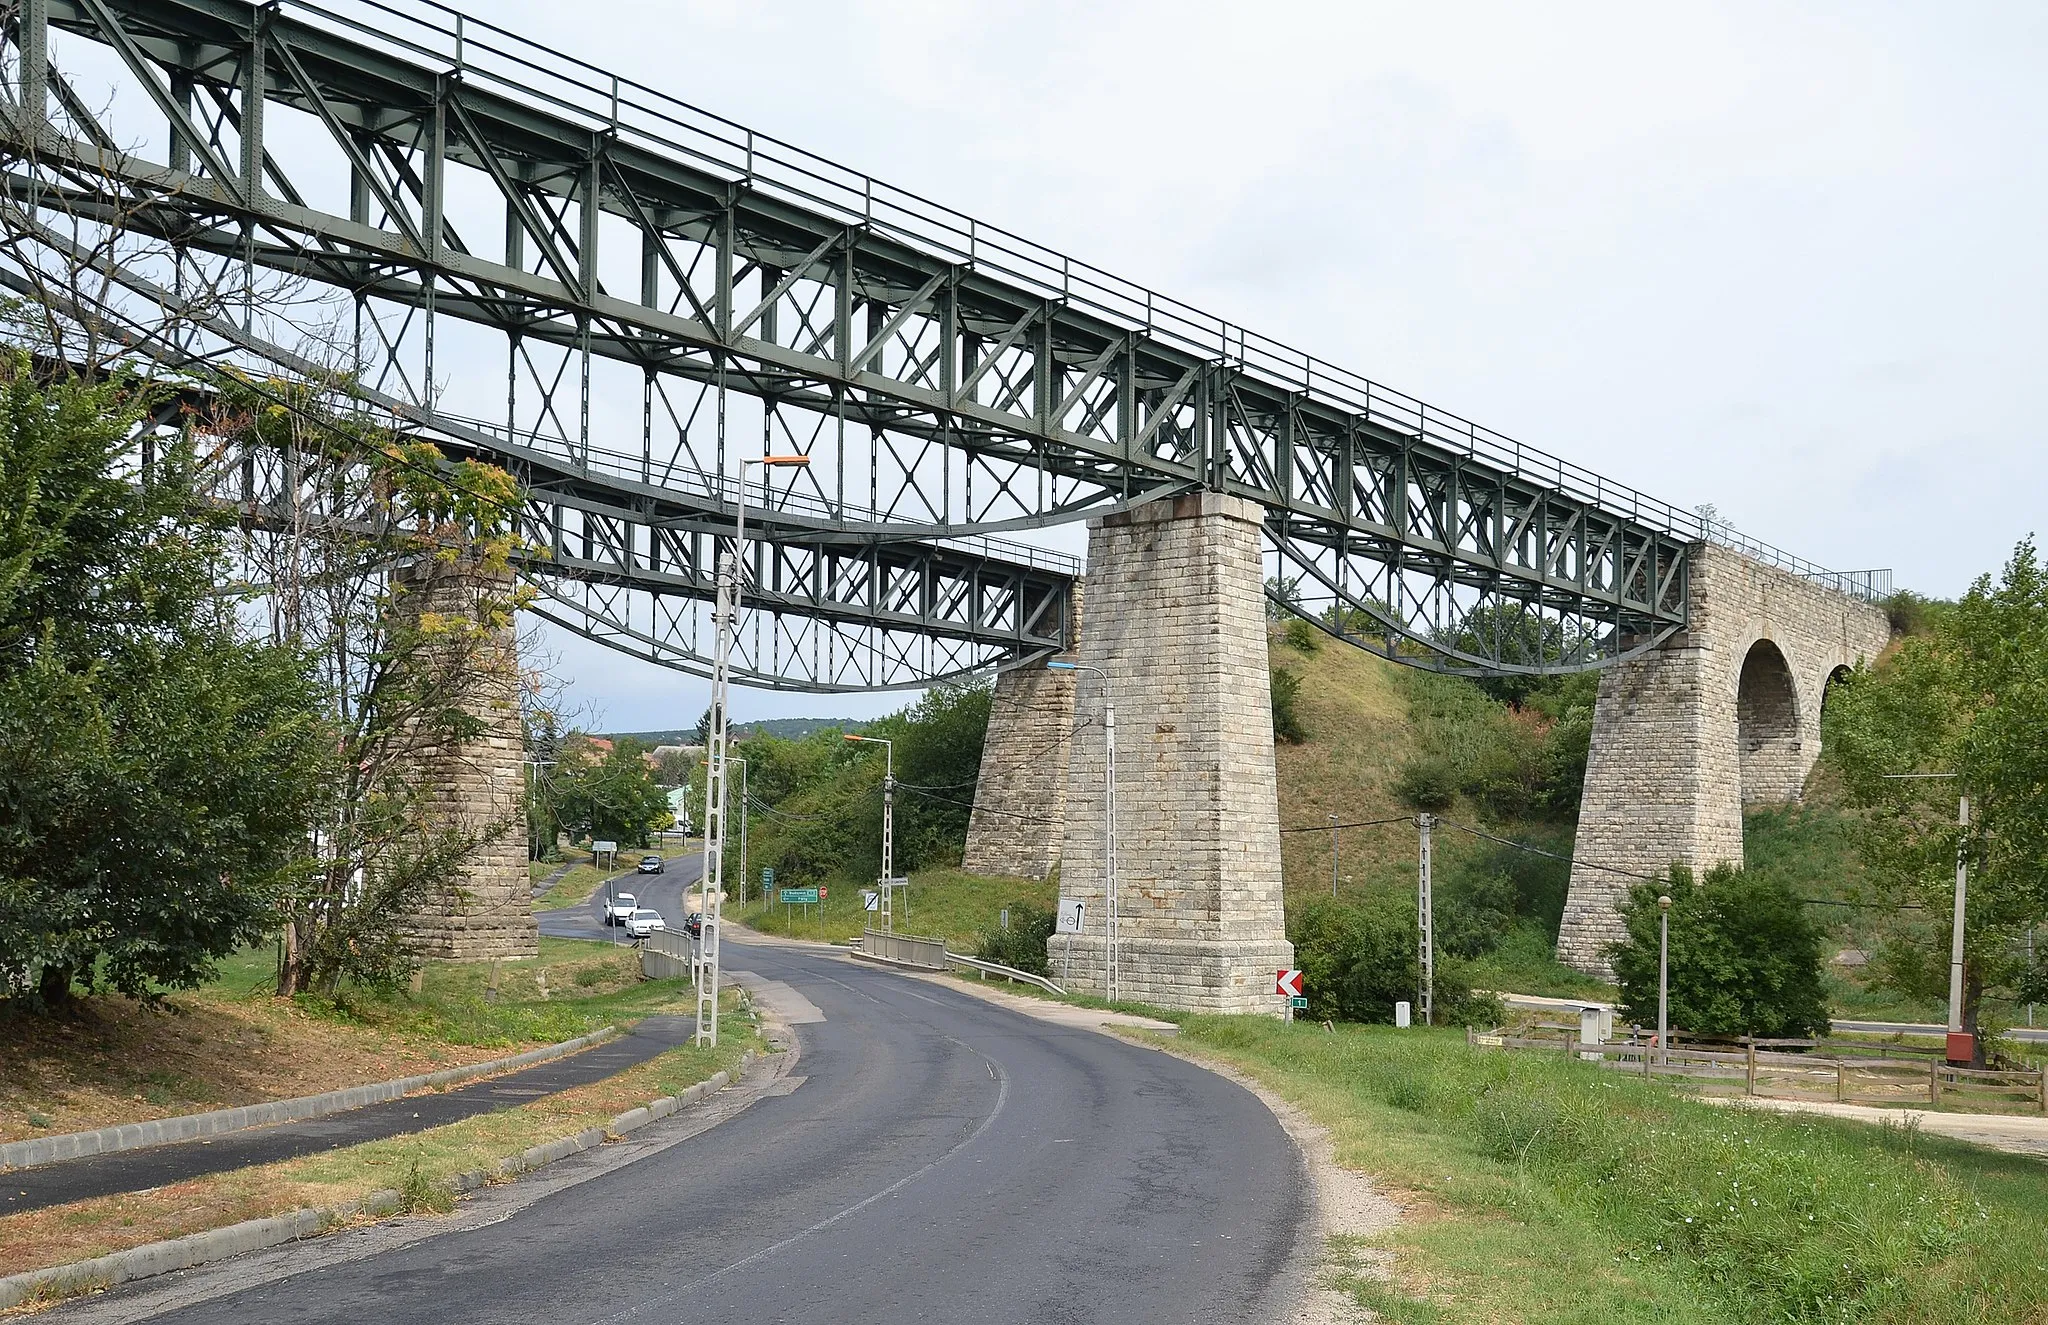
[1165,1017,2048,1325]
[4,939,677,1142]
[735,866,1053,950]
[0,997,759,1281]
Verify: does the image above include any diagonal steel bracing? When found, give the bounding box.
[0,0,1889,686]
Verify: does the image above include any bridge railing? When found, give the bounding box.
[284,0,1887,604]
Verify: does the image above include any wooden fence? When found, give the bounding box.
[1469,1026,2048,1112]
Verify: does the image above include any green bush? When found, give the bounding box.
[1610,865,1828,1038]
[974,901,1054,976]
[1269,666,1306,743]
[1391,754,1457,812]
[1287,895,1496,1026]
[1282,616,1321,654]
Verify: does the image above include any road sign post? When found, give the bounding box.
[1276,969,1304,1024]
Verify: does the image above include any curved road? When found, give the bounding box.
[51,931,1308,1325]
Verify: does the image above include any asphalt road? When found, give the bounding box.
[55,933,1307,1325]
[538,845,704,943]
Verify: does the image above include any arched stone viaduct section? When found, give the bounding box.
[1554,545,1892,974]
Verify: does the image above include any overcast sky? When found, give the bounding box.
[492,0,2046,732]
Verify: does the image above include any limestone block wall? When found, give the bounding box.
[1047,493,1293,1013]
[962,590,1082,881]
[1556,544,1891,974]
[393,558,538,962]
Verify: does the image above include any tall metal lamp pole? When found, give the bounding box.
[1657,893,1672,1068]
[696,452,808,1049]
[1049,661,1115,1002]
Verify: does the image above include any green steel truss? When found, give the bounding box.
[0,0,1889,685]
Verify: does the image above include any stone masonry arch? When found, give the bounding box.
[1555,545,1891,975]
[1737,638,1802,805]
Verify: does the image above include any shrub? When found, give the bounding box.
[1391,755,1457,812]
[975,901,1054,977]
[1609,865,1828,1038]
[1269,666,1306,743]
[1282,616,1321,654]
[1287,895,1494,1026]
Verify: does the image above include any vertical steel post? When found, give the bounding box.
[1330,814,1339,898]
[18,0,46,129]
[737,757,748,911]
[1104,694,1118,1005]
[882,744,895,932]
[1417,813,1433,1026]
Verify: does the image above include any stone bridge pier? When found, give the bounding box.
[1555,545,1892,975]
[393,557,538,963]
[1031,493,1293,1013]
[962,591,1083,881]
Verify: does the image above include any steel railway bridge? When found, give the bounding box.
[0,0,1886,690]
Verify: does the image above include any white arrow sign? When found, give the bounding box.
[1275,968,1304,998]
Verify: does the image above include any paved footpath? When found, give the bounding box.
[4,1017,693,1215]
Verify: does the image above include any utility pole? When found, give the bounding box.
[1883,774,1971,1064]
[1948,794,1971,1064]
[1417,813,1434,1026]
[1051,661,1115,1002]
[1330,814,1339,898]
[697,451,809,1050]
[843,734,895,931]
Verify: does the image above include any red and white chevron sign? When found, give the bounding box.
[1275,969,1304,998]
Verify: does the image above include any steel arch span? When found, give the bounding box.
[0,0,1887,685]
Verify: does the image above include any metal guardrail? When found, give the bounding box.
[640,928,700,983]
[944,952,1066,997]
[859,928,948,970]
[282,0,1888,603]
[852,929,1067,995]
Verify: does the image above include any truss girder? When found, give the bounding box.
[3,0,1720,684]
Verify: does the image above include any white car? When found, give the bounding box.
[623,908,667,939]
[601,891,638,926]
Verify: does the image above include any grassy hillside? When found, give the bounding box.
[1266,626,1599,998]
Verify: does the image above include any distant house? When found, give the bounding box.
[666,785,694,835]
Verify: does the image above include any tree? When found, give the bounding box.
[1824,538,2048,1061]
[557,741,672,848]
[0,359,327,1006]
[1609,866,1829,1040]
[212,370,535,998]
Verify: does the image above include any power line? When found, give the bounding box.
[1279,815,1413,834]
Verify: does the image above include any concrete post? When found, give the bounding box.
[1047,493,1292,1013]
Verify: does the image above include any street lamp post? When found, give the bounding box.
[1049,661,1116,1002]
[843,734,896,931]
[696,452,809,1050]
[1657,893,1672,1068]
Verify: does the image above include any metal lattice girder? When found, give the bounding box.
[0,0,1886,680]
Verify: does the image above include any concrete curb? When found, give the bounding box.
[1,1027,621,1173]
[0,1058,750,1311]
